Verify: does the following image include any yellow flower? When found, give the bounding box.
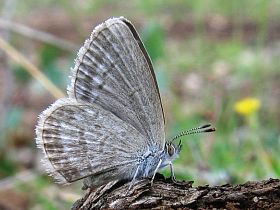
[234,97,261,116]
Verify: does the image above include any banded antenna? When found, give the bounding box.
[170,124,216,143]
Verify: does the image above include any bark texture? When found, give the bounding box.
[72,175,280,210]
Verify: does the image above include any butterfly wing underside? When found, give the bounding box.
[68,17,165,148]
[36,99,147,185]
[36,17,166,185]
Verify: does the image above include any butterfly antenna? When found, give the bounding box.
[171,124,216,143]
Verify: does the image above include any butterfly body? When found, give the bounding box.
[81,142,181,189]
[134,144,167,178]
[36,17,183,189]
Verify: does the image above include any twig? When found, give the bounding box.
[0,36,65,99]
[0,0,17,40]
[0,18,78,52]
[0,0,17,138]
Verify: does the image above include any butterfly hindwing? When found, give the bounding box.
[36,98,147,184]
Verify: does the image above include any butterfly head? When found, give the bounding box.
[160,140,182,167]
[165,141,182,158]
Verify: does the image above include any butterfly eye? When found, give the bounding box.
[167,144,175,156]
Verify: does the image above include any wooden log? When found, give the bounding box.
[72,175,280,210]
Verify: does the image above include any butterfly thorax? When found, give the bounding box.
[136,142,181,178]
[134,145,160,177]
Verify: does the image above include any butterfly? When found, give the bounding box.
[36,17,215,191]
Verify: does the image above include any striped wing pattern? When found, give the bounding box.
[68,17,165,147]
[36,17,165,185]
[36,99,147,184]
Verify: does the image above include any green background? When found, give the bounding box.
[0,0,279,209]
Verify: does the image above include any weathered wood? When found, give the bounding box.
[72,175,280,210]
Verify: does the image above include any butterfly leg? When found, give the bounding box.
[169,162,177,182]
[169,163,193,187]
[150,158,162,186]
[127,164,141,193]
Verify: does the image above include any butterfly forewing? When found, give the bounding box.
[36,98,147,184]
[67,17,165,148]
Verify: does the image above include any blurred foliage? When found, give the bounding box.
[142,20,165,62]
[0,0,280,209]
[40,45,68,88]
